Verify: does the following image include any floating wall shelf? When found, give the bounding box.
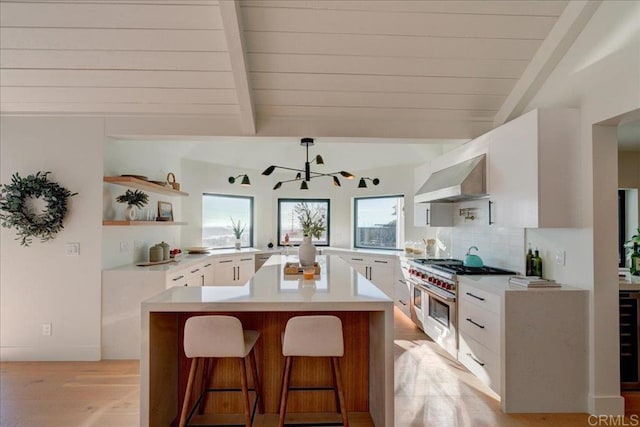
[103,176,189,197]
[102,220,187,226]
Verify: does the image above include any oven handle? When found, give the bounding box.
[414,281,456,303]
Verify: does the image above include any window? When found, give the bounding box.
[354,195,404,250]
[202,194,253,249]
[277,199,330,246]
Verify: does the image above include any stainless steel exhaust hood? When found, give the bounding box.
[415,154,487,203]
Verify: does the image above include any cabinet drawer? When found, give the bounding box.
[460,283,501,315]
[459,298,500,353]
[459,335,501,395]
[395,279,410,317]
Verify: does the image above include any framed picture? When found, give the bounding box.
[157,201,173,221]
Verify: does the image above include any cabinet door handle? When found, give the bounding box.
[240,257,253,261]
[204,263,212,267]
[398,279,407,285]
[219,260,233,263]
[374,260,388,264]
[466,292,485,301]
[398,299,407,306]
[190,268,200,274]
[173,275,184,281]
[467,353,486,367]
[351,257,364,261]
[426,208,430,225]
[488,200,494,225]
[201,275,204,286]
[466,318,485,329]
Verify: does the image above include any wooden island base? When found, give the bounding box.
[147,311,381,426]
[141,255,394,426]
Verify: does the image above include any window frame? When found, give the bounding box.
[277,198,330,247]
[202,193,254,249]
[353,194,404,251]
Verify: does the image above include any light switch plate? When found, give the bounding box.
[554,250,565,266]
[65,242,80,256]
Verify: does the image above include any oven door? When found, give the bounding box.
[421,285,458,358]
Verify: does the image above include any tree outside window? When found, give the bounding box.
[277,199,330,246]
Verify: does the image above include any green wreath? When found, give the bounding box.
[0,171,78,246]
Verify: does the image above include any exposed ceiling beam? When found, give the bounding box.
[219,0,256,135]
[494,0,602,126]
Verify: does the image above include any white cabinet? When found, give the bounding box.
[341,255,395,298]
[487,108,579,228]
[166,260,214,288]
[414,202,454,227]
[458,282,502,395]
[255,252,281,271]
[457,277,588,413]
[395,258,411,317]
[213,254,255,285]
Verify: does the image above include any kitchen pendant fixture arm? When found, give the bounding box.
[248,138,378,190]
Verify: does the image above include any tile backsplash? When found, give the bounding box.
[429,200,525,274]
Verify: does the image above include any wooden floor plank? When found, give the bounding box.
[0,308,630,426]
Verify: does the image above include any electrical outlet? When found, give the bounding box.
[65,242,80,256]
[41,323,52,336]
[120,241,131,253]
[555,250,566,266]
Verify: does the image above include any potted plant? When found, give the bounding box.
[116,189,148,221]
[230,217,245,250]
[625,227,640,275]
[294,202,326,266]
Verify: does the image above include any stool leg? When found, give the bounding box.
[197,358,212,415]
[330,356,341,414]
[278,356,293,427]
[179,357,199,427]
[332,357,349,427]
[249,349,264,414]
[239,358,252,427]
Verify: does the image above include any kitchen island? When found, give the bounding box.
[140,254,394,426]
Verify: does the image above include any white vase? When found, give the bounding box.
[298,235,317,267]
[235,238,241,250]
[125,205,137,221]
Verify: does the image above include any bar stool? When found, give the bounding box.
[179,315,263,427]
[278,315,349,427]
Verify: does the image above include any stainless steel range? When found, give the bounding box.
[407,258,515,358]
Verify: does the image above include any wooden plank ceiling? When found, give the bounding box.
[0,0,574,139]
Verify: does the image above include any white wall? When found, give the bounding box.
[180,157,437,250]
[102,140,184,269]
[619,151,640,246]
[525,0,640,415]
[1,117,104,361]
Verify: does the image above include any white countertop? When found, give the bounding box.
[105,247,261,272]
[142,254,393,311]
[458,275,586,294]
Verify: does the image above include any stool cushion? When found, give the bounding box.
[282,315,344,357]
[184,315,259,358]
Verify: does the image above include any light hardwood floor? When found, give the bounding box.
[0,308,633,426]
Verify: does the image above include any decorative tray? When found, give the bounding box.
[283,262,321,275]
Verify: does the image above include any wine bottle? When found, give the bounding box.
[631,242,639,276]
[526,244,534,276]
[532,249,543,277]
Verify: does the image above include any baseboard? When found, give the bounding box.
[0,345,100,361]
[589,394,626,415]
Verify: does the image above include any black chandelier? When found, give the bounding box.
[262,138,378,190]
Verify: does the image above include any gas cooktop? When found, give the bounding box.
[410,258,463,266]
[429,264,516,275]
